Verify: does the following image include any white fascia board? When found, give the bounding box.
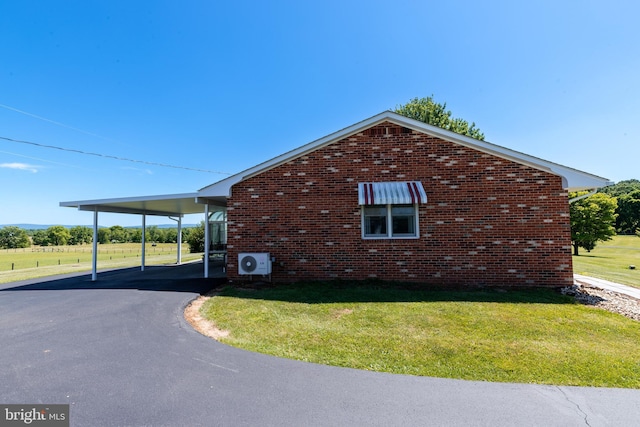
[60,192,199,207]
[197,111,611,196]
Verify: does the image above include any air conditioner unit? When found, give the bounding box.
[238,253,272,275]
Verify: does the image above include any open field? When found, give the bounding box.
[572,235,640,288]
[0,243,202,284]
[201,283,640,388]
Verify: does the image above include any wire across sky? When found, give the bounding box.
[0,135,232,175]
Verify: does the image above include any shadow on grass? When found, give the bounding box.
[219,280,574,305]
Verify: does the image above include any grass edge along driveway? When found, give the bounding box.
[200,283,640,389]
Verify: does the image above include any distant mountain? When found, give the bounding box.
[125,224,200,229]
[1,224,200,230]
[1,224,66,230]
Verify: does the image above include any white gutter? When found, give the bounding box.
[568,190,598,204]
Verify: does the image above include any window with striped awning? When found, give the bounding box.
[358,182,427,205]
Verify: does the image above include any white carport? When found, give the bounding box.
[60,193,226,281]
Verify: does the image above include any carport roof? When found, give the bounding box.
[60,193,226,217]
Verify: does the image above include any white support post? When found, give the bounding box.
[177,217,182,265]
[92,209,98,281]
[204,204,210,279]
[141,214,146,272]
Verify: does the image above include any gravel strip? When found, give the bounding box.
[562,284,640,321]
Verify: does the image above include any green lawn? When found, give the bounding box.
[572,235,640,288]
[197,237,640,387]
[201,282,640,388]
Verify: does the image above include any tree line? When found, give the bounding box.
[0,225,203,251]
[570,179,640,255]
[599,179,640,235]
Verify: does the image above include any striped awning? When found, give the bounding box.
[358,182,427,205]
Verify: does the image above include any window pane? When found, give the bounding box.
[391,205,416,236]
[391,205,414,216]
[365,207,387,216]
[364,207,387,236]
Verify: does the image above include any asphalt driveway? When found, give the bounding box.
[1,263,639,426]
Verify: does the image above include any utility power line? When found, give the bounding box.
[0,149,88,170]
[0,135,232,175]
[0,103,120,144]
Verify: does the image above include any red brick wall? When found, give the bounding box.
[225,122,573,287]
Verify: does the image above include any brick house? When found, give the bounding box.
[63,111,610,285]
[198,111,610,287]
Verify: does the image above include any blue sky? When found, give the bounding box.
[1,1,638,227]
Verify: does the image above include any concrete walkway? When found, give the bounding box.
[574,274,640,300]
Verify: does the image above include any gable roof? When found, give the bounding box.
[198,111,612,198]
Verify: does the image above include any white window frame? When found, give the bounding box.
[361,204,420,240]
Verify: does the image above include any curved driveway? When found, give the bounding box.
[1,263,639,426]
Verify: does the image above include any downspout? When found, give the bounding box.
[141,214,146,272]
[204,204,210,279]
[92,208,98,281]
[169,216,182,265]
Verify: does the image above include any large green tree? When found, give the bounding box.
[0,226,31,249]
[186,222,205,253]
[109,225,127,243]
[127,228,142,243]
[164,228,178,244]
[569,192,618,255]
[32,229,49,246]
[46,225,71,246]
[146,226,163,243]
[394,96,485,140]
[616,190,640,234]
[97,228,111,244]
[69,226,93,245]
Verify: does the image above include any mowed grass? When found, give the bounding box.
[572,235,640,288]
[0,243,202,284]
[201,283,640,388]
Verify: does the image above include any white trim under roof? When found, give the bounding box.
[197,111,612,197]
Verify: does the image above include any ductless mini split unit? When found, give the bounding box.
[238,253,272,275]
